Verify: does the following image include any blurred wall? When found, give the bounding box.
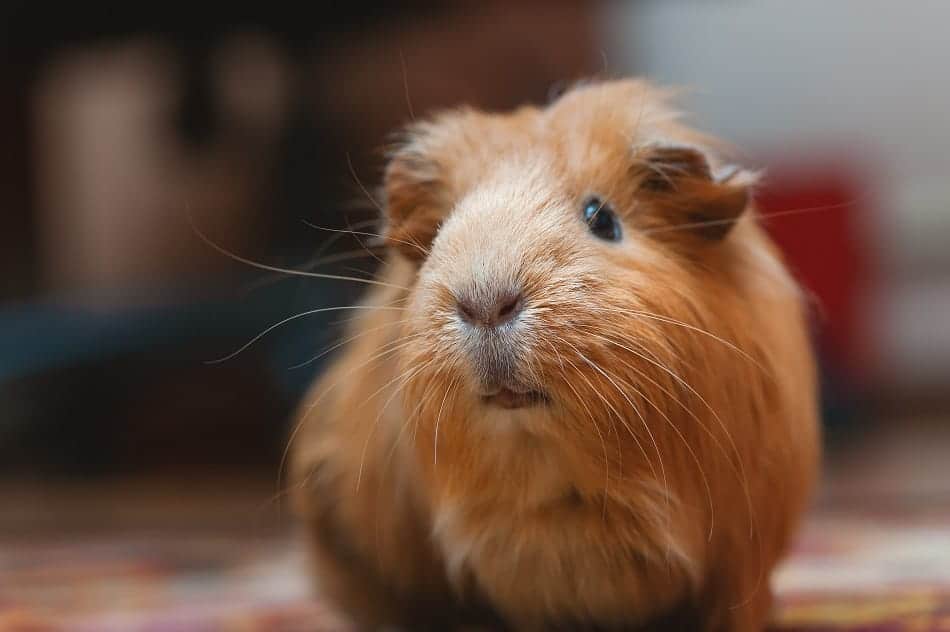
[606,0,950,395]
[0,2,604,476]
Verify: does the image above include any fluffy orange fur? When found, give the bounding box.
[290,79,820,631]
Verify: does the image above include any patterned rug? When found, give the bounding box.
[1,422,948,631]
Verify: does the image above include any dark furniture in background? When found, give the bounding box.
[0,1,602,476]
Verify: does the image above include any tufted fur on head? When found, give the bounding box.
[292,79,819,632]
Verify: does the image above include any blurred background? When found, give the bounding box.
[1,1,948,630]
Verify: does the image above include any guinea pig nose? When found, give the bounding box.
[456,290,523,328]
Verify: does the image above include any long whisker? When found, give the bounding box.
[642,196,865,236]
[288,317,414,370]
[376,357,447,486]
[580,326,736,464]
[300,221,389,244]
[410,367,444,445]
[581,329,717,541]
[372,357,446,551]
[357,355,435,491]
[355,344,435,412]
[336,213,388,269]
[240,223,384,295]
[207,305,407,364]
[628,378,716,543]
[433,372,461,465]
[322,295,411,329]
[562,338,671,525]
[545,339,613,520]
[188,213,407,290]
[305,218,381,265]
[345,152,385,215]
[280,330,424,499]
[591,306,765,374]
[591,328,748,500]
[579,325,755,540]
[298,245,386,268]
[590,332,726,458]
[554,335,661,492]
[399,50,415,121]
[243,250,385,296]
[301,219,430,259]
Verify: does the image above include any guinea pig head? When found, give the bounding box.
[383,81,757,478]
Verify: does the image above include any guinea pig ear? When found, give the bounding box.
[381,143,447,262]
[638,142,756,241]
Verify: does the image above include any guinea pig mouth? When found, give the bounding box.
[480,386,548,409]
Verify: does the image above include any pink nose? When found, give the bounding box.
[456,290,523,328]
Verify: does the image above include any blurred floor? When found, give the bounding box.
[1,417,949,632]
[775,415,950,631]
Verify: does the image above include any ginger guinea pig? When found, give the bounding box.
[290,79,820,632]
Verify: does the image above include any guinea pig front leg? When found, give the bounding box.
[295,457,419,629]
[296,439,504,631]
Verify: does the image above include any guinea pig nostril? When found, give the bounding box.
[457,300,477,324]
[495,293,522,324]
[456,291,523,327]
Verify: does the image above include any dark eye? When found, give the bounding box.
[582,197,622,241]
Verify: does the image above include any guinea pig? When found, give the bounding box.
[290,79,820,632]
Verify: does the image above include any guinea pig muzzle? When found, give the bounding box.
[452,284,547,408]
[467,331,548,409]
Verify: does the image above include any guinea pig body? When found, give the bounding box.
[291,79,820,631]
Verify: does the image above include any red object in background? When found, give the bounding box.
[755,155,876,385]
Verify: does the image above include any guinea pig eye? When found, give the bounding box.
[582,197,622,242]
